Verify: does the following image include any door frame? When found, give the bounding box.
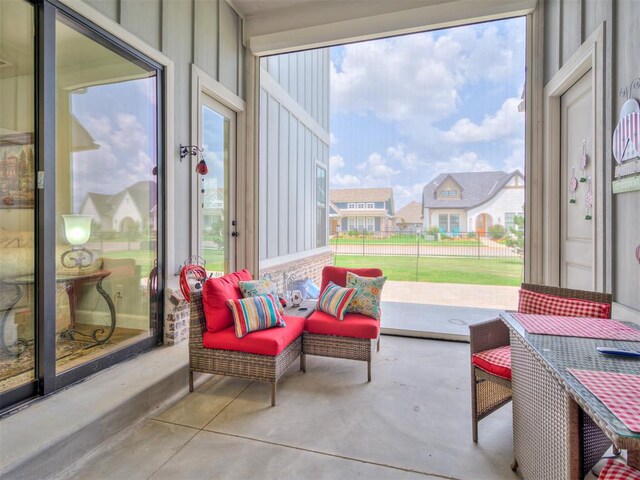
[542,24,605,290]
[190,65,246,271]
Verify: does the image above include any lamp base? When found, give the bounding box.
[60,247,95,269]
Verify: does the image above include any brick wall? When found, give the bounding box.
[260,250,334,294]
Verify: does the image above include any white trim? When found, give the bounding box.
[259,247,332,269]
[542,24,605,290]
[191,65,247,273]
[192,64,245,113]
[247,0,536,55]
[59,0,176,277]
[612,303,640,325]
[260,67,331,144]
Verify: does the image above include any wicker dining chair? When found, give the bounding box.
[470,283,612,443]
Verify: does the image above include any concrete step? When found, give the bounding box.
[0,343,193,480]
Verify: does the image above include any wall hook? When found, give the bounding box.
[619,77,640,100]
[179,144,203,161]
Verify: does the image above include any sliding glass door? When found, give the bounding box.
[0,0,164,411]
[0,0,36,398]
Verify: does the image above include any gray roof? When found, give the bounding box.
[422,170,523,209]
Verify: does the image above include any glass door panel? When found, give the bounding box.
[54,14,159,374]
[0,0,36,394]
[199,99,235,275]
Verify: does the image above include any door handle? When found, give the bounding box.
[231,231,239,237]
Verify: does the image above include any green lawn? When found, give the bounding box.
[330,236,481,247]
[333,255,523,286]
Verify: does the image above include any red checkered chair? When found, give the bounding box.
[470,283,612,443]
[598,459,640,479]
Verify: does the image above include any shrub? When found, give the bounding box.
[489,224,506,240]
[427,226,440,236]
[467,231,477,239]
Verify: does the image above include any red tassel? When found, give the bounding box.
[196,159,208,175]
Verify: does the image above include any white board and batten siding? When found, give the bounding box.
[259,50,330,262]
[81,0,245,274]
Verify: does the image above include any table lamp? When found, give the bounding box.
[60,214,94,268]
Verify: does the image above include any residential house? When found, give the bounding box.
[330,188,395,233]
[422,171,524,235]
[80,181,157,233]
[395,200,423,232]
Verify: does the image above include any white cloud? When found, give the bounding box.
[441,97,524,144]
[357,152,400,182]
[502,138,525,173]
[434,151,493,174]
[394,183,426,206]
[330,132,338,146]
[385,144,424,171]
[331,20,525,125]
[329,154,362,187]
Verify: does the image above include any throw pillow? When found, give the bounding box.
[318,281,357,320]
[518,289,611,318]
[226,294,286,338]
[346,272,386,320]
[238,278,284,313]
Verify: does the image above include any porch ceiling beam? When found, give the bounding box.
[246,0,537,56]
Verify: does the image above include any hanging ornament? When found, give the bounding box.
[584,177,593,220]
[579,139,589,182]
[195,155,208,175]
[568,167,578,204]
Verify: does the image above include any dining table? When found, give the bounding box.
[500,311,640,480]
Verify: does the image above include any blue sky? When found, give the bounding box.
[329,17,526,208]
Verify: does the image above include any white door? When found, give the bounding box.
[198,95,237,275]
[560,71,595,290]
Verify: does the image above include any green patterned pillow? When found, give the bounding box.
[346,272,387,320]
[238,278,284,314]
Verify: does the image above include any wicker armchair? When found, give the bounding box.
[470,283,612,443]
[188,290,304,406]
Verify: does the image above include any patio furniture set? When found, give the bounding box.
[471,283,640,479]
[188,266,384,406]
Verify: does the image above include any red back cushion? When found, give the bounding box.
[518,289,611,319]
[320,266,383,295]
[202,269,253,332]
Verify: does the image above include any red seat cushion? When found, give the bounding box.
[203,315,304,356]
[598,459,640,480]
[472,346,512,381]
[305,310,380,339]
[202,269,253,333]
[319,266,383,294]
[518,289,611,318]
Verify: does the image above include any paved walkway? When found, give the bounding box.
[380,281,519,340]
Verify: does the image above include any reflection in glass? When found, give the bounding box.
[200,105,230,275]
[55,15,158,373]
[0,0,36,393]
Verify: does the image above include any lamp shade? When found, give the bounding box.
[62,214,92,246]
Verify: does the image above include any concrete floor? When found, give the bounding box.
[381,281,519,340]
[56,336,517,480]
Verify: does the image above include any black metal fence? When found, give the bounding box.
[329,230,522,259]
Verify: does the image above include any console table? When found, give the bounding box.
[0,270,116,356]
[500,311,640,479]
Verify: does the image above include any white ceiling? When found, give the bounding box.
[230,0,440,19]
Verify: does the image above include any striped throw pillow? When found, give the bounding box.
[227,294,286,338]
[318,282,357,320]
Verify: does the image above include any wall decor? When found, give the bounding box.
[579,139,589,182]
[0,134,35,209]
[584,177,593,221]
[613,79,640,195]
[569,167,578,203]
